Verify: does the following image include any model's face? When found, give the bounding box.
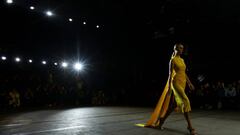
[178,45,184,54]
[175,44,184,55]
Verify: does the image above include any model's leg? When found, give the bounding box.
[184,112,193,129]
[172,82,196,134]
[184,112,197,135]
[157,97,176,129]
[180,91,196,134]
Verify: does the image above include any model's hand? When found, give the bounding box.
[189,83,195,91]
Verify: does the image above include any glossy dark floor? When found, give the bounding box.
[0,107,239,135]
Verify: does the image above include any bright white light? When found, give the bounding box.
[96,25,100,28]
[30,6,35,10]
[28,59,33,63]
[61,62,68,68]
[54,62,58,66]
[42,61,47,65]
[15,57,21,62]
[69,18,73,22]
[6,0,13,4]
[74,62,83,71]
[1,56,7,60]
[46,11,53,16]
[83,21,86,25]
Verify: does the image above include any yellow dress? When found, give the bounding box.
[144,56,191,127]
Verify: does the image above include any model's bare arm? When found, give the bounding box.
[186,74,195,90]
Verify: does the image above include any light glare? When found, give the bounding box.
[6,0,13,4]
[74,62,83,71]
[15,57,21,62]
[30,6,35,10]
[46,11,53,16]
[1,56,7,60]
[42,61,47,64]
[61,62,68,68]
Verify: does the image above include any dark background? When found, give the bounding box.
[0,0,239,100]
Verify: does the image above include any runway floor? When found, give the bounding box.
[0,107,240,135]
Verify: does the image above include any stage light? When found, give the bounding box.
[30,6,35,10]
[6,0,13,4]
[61,62,68,68]
[1,56,7,60]
[54,62,58,66]
[42,61,47,65]
[15,57,21,62]
[74,62,83,71]
[96,25,100,28]
[46,11,53,16]
[28,59,33,63]
[69,18,73,22]
[83,21,86,25]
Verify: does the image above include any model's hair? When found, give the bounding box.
[174,43,183,51]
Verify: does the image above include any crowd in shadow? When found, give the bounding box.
[191,80,240,110]
[1,64,239,111]
[0,64,90,111]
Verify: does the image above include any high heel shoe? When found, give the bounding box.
[187,126,197,135]
[155,118,165,130]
